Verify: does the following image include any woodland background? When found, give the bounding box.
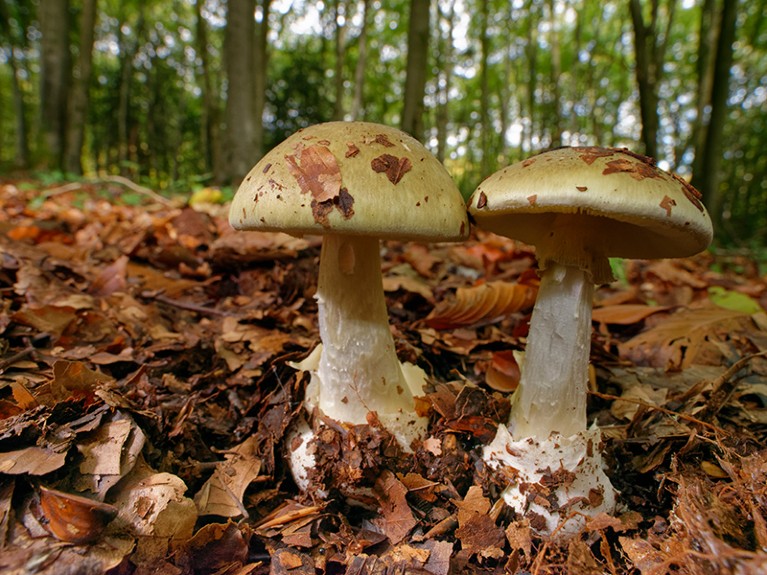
[1,0,766,247]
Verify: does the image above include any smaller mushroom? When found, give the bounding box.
[229,121,468,491]
[468,146,713,536]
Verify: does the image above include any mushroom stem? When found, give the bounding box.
[315,234,425,446]
[510,262,593,439]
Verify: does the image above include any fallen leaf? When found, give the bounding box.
[39,485,118,544]
[372,470,417,544]
[426,280,537,329]
[195,435,262,518]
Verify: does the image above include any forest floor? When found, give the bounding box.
[0,177,766,574]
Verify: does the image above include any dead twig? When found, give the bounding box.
[589,390,727,434]
[152,292,228,317]
[42,175,176,207]
[695,350,767,422]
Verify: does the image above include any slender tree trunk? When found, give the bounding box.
[479,0,492,175]
[117,9,145,176]
[691,0,737,233]
[0,1,31,167]
[525,0,539,153]
[689,0,718,178]
[548,0,563,147]
[39,0,71,170]
[64,0,98,174]
[195,0,216,175]
[8,46,30,168]
[401,0,431,140]
[435,0,455,163]
[629,0,676,159]
[225,0,256,183]
[332,0,346,120]
[253,0,270,164]
[350,0,370,121]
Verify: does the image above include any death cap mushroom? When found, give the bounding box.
[230,121,469,242]
[469,146,713,284]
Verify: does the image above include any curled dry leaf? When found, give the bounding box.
[425,280,538,330]
[39,486,118,544]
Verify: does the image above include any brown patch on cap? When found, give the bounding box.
[671,172,705,212]
[522,157,537,168]
[373,134,395,147]
[345,143,360,158]
[527,194,538,206]
[575,147,616,165]
[660,195,677,217]
[262,163,272,173]
[318,139,331,145]
[285,144,343,203]
[602,156,661,180]
[336,187,355,219]
[310,186,355,227]
[576,185,588,192]
[476,191,488,209]
[371,154,412,185]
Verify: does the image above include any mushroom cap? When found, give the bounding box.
[230,122,469,241]
[468,146,713,260]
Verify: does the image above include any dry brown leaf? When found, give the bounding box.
[425,280,537,329]
[194,435,262,518]
[592,304,672,325]
[372,470,417,545]
[619,304,758,369]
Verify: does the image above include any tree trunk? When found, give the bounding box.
[225,0,256,184]
[547,0,563,147]
[39,0,71,170]
[350,0,370,121]
[435,0,455,163]
[64,0,98,174]
[6,46,30,168]
[401,0,431,140]
[252,0,270,164]
[332,0,346,120]
[479,0,492,175]
[691,0,737,233]
[689,0,718,180]
[195,0,217,176]
[117,8,145,177]
[629,0,676,159]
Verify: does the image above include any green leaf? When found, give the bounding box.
[708,286,762,314]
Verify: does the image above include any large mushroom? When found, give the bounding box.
[229,122,468,487]
[468,146,713,535]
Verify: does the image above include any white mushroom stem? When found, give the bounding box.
[483,260,616,537]
[509,262,593,438]
[315,233,426,448]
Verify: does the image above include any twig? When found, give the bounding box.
[152,292,228,316]
[101,174,176,207]
[41,175,176,207]
[695,350,767,422]
[0,345,35,374]
[589,390,726,434]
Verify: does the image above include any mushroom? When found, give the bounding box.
[468,146,713,535]
[229,121,469,488]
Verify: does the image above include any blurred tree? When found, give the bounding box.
[0,0,32,167]
[691,0,736,233]
[629,0,676,159]
[39,0,71,169]
[401,0,430,139]
[224,0,256,184]
[64,0,98,174]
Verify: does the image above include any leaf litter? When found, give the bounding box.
[0,178,766,573]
